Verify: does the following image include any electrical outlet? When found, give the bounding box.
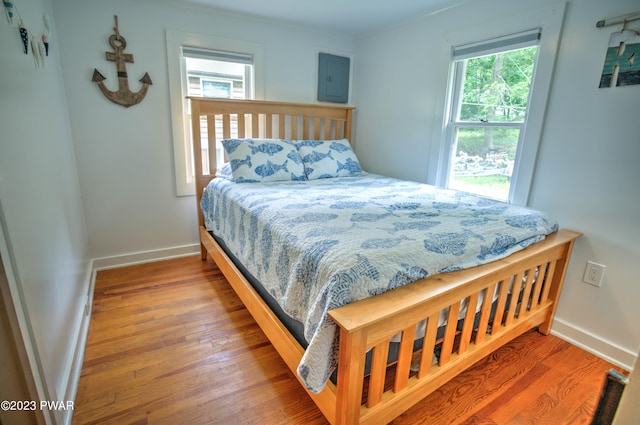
[582,261,606,287]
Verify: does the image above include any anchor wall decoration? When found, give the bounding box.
[92,16,152,108]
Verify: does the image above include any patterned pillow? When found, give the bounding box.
[221,139,307,183]
[295,139,363,179]
[215,162,233,180]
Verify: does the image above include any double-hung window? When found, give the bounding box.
[433,1,567,206]
[166,31,263,196]
[442,30,540,202]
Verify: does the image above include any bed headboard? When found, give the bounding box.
[188,97,355,225]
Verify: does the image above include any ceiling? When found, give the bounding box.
[179,0,466,36]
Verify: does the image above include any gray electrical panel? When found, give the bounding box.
[317,53,350,103]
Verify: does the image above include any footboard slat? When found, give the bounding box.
[476,282,497,342]
[519,268,536,318]
[539,259,557,303]
[459,293,479,354]
[367,340,390,407]
[505,272,523,327]
[439,301,461,366]
[418,313,439,378]
[530,263,546,311]
[491,280,510,336]
[394,324,417,392]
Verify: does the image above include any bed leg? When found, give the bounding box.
[200,243,207,260]
[335,328,367,425]
[538,323,552,335]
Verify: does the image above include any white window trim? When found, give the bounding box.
[430,2,567,206]
[166,30,264,196]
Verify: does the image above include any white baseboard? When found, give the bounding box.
[61,267,96,425]
[92,244,201,271]
[552,317,638,371]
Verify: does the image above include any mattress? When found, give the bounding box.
[200,173,558,393]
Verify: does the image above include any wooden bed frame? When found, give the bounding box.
[189,97,581,424]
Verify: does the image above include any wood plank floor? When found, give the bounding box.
[73,255,621,425]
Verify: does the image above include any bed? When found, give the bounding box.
[189,97,581,424]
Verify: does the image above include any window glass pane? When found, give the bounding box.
[202,80,231,98]
[448,127,519,201]
[185,57,248,99]
[457,46,536,123]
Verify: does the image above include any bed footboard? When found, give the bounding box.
[328,229,580,425]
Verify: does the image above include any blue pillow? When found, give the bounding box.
[295,139,363,179]
[221,139,307,183]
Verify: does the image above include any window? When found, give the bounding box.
[166,31,264,196]
[443,30,540,202]
[431,4,566,206]
[183,48,253,181]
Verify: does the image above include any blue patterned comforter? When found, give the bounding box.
[200,174,558,393]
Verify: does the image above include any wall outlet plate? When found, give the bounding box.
[583,261,606,287]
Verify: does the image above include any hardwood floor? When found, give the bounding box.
[73,255,620,425]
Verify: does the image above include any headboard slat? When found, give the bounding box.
[266,114,273,138]
[303,116,310,139]
[238,113,246,138]
[314,117,321,140]
[251,113,260,137]
[222,115,231,139]
[278,115,286,139]
[291,115,298,140]
[207,115,216,173]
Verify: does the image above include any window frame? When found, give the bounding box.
[431,3,567,206]
[166,30,264,196]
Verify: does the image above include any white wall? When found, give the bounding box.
[354,0,640,369]
[0,0,92,422]
[531,0,640,369]
[52,0,355,264]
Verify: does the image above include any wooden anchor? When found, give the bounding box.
[92,16,152,108]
